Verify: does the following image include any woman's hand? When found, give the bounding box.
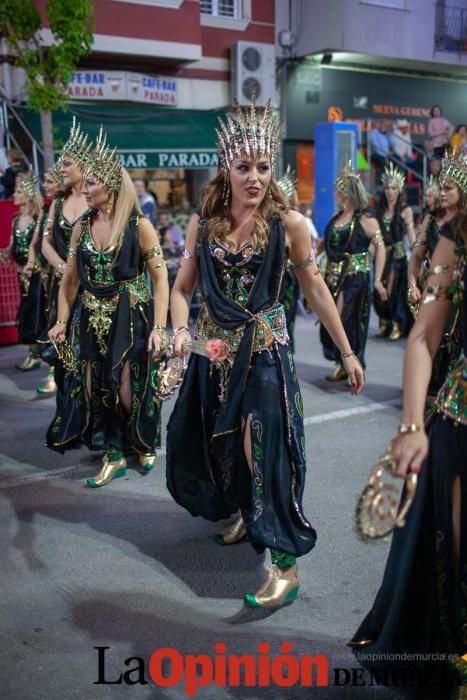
[172,328,192,358]
[408,284,422,303]
[342,354,365,395]
[387,431,428,479]
[148,328,167,359]
[375,280,388,302]
[23,261,34,278]
[48,322,66,343]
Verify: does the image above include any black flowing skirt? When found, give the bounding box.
[17,271,47,345]
[320,271,371,367]
[350,414,467,685]
[166,344,317,558]
[374,256,413,336]
[282,268,300,354]
[47,301,162,455]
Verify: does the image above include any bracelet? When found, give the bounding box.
[56,319,67,325]
[341,351,355,359]
[172,326,189,337]
[398,423,421,434]
[152,325,167,333]
[375,277,383,284]
[408,282,417,289]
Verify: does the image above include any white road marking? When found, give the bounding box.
[0,399,399,489]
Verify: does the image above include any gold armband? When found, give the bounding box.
[291,250,316,270]
[143,245,162,262]
[370,230,383,247]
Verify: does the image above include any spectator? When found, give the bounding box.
[301,205,319,243]
[369,119,395,178]
[0,148,26,199]
[157,211,184,245]
[429,157,442,177]
[427,105,454,158]
[449,124,467,154]
[160,226,182,288]
[132,178,157,225]
[392,119,417,168]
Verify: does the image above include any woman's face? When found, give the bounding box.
[425,192,436,210]
[439,179,460,211]
[43,173,58,199]
[60,155,82,187]
[13,182,28,207]
[228,155,272,208]
[82,176,108,209]
[432,106,441,118]
[384,185,399,205]
[335,190,347,209]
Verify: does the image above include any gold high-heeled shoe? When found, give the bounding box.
[16,354,41,371]
[244,563,300,608]
[87,457,127,488]
[325,364,347,382]
[138,453,156,472]
[388,322,401,341]
[375,320,390,338]
[214,513,247,545]
[36,370,57,395]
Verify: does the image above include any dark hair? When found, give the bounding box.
[377,190,407,220]
[430,105,442,117]
[8,148,23,163]
[454,124,466,133]
[453,209,467,244]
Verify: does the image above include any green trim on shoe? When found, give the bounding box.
[86,467,126,488]
[244,586,299,609]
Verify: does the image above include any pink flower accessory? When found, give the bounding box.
[183,339,230,362]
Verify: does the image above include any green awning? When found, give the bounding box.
[18,104,222,169]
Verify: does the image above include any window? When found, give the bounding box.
[359,0,407,8]
[200,0,241,20]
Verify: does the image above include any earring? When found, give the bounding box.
[267,184,273,200]
[222,173,231,206]
[106,195,114,215]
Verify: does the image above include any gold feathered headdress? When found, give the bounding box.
[60,116,90,170]
[84,127,123,193]
[381,162,406,191]
[439,151,467,193]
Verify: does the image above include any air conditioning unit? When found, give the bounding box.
[230,41,276,107]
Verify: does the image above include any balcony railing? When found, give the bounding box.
[434,2,467,53]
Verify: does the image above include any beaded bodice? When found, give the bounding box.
[79,225,118,285]
[380,211,406,245]
[11,216,35,266]
[208,237,263,307]
[325,215,370,261]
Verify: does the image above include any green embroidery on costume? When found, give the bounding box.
[51,417,62,434]
[295,391,303,417]
[301,435,306,460]
[90,249,115,283]
[253,442,262,461]
[105,447,122,461]
[271,549,297,569]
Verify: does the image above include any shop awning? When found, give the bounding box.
[18,104,222,169]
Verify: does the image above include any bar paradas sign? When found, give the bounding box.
[68,71,178,106]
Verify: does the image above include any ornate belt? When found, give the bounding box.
[387,240,406,260]
[83,274,151,355]
[435,356,467,426]
[195,303,289,355]
[325,252,370,288]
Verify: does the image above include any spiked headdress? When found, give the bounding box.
[60,116,90,170]
[84,127,122,193]
[335,160,361,195]
[277,165,297,202]
[46,162,64,188]
[439,151,467,193]
[425,174,440,198]
[381,162,406,191]
[215,95,280,171]
[19,168,39,202]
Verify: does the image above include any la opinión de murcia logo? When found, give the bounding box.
[94,644,329,695]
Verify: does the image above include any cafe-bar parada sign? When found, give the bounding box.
[67,70,177,106]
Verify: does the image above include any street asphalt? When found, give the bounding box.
[0,310,429,700]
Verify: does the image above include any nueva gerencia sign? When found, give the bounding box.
[68,70,177,106]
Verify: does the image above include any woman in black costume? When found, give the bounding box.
[24,163,64,394]
[349,151,467,695]
[374,163,415,341]
[47,128,169,487]
[0,170,43,369]
[167,98,365,609]
[320,163,387,382]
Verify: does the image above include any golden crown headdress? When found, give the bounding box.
[425,174,440,198]
[85,126,123,193]
[215,95,280,171]
[19,168,39,202]
[335,160,361,195]
[46,162,64,188]
[60,116,90,170]
[277,165,297,202]
[381,162,406,191]
[439,150,467,193]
